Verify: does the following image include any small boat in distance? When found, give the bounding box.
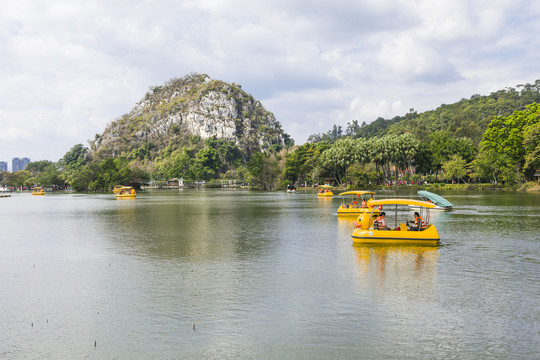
[32,187,45,196]
[337,191,377,217]
[416,190,453,211]
[317,185,334,197]
[115,186,136,199]
[352,198,440,246]
[0,186,11,197]
[286,185,296,193]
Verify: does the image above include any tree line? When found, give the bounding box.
[2,93,539,191]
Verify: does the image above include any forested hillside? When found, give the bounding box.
[310,80,540,145]
[291,80,540,187]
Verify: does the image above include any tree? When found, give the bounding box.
[4,171,31,187]
[57,144,88,171]
[478,103,540,183]
[347,163,378,187]
[345,120,361,137]
[320,138,359,186]
[248,152,282,190]
[58,144,89,187]
[26,160,55,174]
[522,121,540,180]
[428,131,454,179]
[442,155,467,183]
[24,160,63,187]
[283,141,330,185]
[35,164,61,187]
[413,141,433,175]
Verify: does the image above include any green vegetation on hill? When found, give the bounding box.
[291,80,539,188]
[310,80,540,145]
[2,79,539,191]
[91,73,293,163]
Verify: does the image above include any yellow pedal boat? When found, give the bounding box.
[32,187,45,196]
[317,184,334,197]
[352,198,439,246]
[337,191,377,217]
[115,186,136,199]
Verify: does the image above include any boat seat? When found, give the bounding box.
[406,221,424,231]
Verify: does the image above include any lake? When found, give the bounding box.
[1,189,539,359]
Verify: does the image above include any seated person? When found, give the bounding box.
[373,212,390,230]
[408,212,426,231]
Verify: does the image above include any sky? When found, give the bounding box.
[1,0,540,169]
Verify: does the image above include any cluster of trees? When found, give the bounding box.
[291,102,538,187]
[2,84,539,191]
[284,132,477,187]
[0,160,62,189]
[474,103,540,184]
[0,137,287,191]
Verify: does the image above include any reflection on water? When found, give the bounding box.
[353,245,439,301]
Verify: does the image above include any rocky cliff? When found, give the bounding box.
[91,73,291,158]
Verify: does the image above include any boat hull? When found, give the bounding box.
[352,224,439,246]
[116,194,136,199]
[318,192,334,197]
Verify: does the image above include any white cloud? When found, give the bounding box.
[377,34,462,82]
[1,0,540,160]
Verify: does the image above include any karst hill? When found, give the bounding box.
[91,73,292,160]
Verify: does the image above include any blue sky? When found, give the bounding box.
[1,0,540,167]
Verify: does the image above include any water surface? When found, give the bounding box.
[0,190,538,359]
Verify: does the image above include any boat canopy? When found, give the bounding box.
[338,191,375,196]
[417,191,453,208]
[319,185,333,188]
[367,198,437,208]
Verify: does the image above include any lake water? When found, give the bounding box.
[1,190,538,359]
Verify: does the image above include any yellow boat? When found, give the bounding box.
[32,187,45,196]
[115,186,136,199]
[317,185,334,197]
[337,191,377,216]
[113,185,125,194]
[352,198,439,246]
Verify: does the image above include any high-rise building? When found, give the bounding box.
[12,157,31,172]
[0,161,7,172]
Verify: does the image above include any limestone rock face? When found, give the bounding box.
[92,73,289,157]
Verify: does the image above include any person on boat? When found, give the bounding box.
[360,199,367,208]
[373,212,390,230]
[409,212,426,231]
[351,198,358,208]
